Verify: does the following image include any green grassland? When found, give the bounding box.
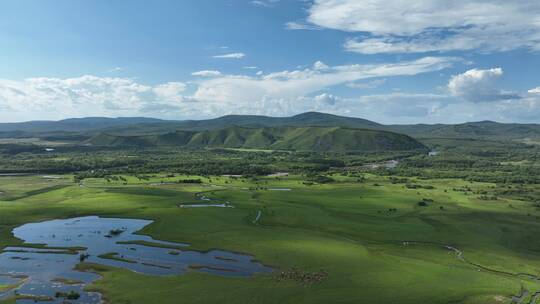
[1,174,540,303]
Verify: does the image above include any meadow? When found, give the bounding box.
[1,172,540,303]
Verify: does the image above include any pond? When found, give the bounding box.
[0,216,272,303]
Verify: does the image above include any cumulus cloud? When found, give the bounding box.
[314,93,340,105]
[191,70,222,77]
[0,76,189,121]
[304,0,540,54]
[213,53,246,59]
[152,82,187,102]
[448,68,519,102]
[313,61,329,70]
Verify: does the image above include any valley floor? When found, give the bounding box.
[1,173,540,303]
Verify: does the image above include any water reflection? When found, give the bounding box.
[0,216,271,303]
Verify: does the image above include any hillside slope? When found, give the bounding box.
[98,112,385,135]
[85,126,426,152]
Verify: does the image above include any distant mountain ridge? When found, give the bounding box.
[1,112,539,141]
[85,126,426,152]
[388,120,540,139]
[0,117,165,133]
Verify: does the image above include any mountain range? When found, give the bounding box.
[0,112,538,151]
[2,112,539,139]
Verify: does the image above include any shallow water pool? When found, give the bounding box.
[0,216,272,303]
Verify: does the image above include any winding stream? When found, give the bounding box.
[403,241,540,304]
[253,210,262,224]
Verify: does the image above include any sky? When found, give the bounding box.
[0,0,540,124]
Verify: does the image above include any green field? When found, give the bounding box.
[1,173,540,303]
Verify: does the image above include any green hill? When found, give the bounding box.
[85,126,426,152]
[95,112,384,135]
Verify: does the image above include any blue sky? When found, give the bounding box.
[0,0,539,123]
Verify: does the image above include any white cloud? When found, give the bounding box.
[153,82,187,102]
[448,68,519,102]
[191,70,222,77]
[339,91,540,124]
[344,35,484,54]
[251,0,279,8]
[356,93,450,121]
[314,93,340,105]
[313,61,329,70]
[243,66,258,69]
[213,53,246,59]
[490,96,540,122]
[528,87,540,94]
[305,0,540,54]
[347,79,386,89]
[108,67,123,73]
[0,76,189,121]
[285,21,322,31]
[193,56,458,104]
[6,60,540,124]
